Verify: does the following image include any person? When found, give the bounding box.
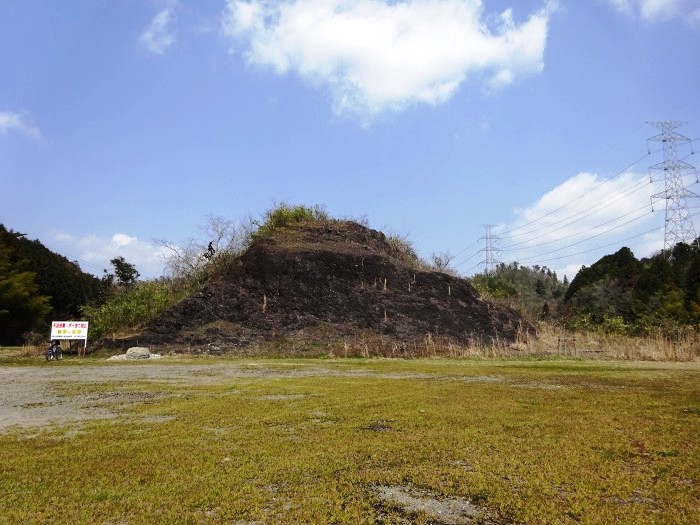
[206,241,215,258]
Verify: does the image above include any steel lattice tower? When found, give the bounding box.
[479,224,502,274]
[648,121,699,256]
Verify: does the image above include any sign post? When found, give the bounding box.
[50,321,89,356]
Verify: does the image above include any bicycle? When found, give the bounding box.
[46,342,63,362]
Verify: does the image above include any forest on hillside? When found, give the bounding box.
[0,224,104,345]
[474,241,700,335]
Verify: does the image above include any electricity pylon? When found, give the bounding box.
[479,224,502,274]
[648,121,699,256]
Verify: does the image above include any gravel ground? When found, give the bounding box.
[0,363,193,431]
[0,361,461,432]
[0,362,301,432]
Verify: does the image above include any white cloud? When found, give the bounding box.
[497,171,667,277]
[0,111,42,139]
[52,232,170,279]
[221,0,555,117]
[139,8,177,55]
[112,233,137,247]
[603,0,699,25]
[640,0,681,20]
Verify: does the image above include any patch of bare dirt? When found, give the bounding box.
[374,485,491,524]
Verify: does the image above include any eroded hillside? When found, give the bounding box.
[122,221,532,354]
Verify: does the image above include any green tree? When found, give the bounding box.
[535,278,546,297]
[564,243,700,333]
[0,224,103,319]
[0,245,51,344]
[471,262,568,320]
[104,257,140,287]
[685,251,700,316]
[565,247,641,302]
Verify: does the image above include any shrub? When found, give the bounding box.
[82,281,185,339]
[254,203,329,238]
[601,314,630,335]
[385,231,431,270]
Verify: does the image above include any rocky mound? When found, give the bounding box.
[130,221,533,353]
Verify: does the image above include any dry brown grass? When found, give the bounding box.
[315,323,700,361]
[21,345,43,358]
[526,324,700,361]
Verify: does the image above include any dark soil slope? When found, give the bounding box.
[134,221,532,352]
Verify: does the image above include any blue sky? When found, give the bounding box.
[1,0,699,280]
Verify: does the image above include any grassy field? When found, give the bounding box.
[0,356,698,524]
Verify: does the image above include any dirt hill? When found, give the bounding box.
[127,221,533,354]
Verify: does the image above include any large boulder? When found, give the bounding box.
[125,347,151,359]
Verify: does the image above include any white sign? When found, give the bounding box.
[51,321,89,341]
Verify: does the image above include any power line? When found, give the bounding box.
[499,150,653,238]
[515,207,654,262]
[502,146,692,246]
[502,202,653,252]
[524,209,700,266]
[50,250,106,274]
[449,143,657,260]
[452,249,481,268]
[520,225,664,265]
[463,260,483,275]
[455,193,654,269]
[451,239,480,259]
[501,177,652,249]
[454,151,654,266]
